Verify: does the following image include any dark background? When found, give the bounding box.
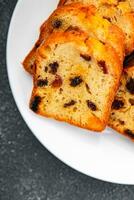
[1,0,134,199]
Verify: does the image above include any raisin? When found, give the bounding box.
[99,40,105,45]
[103,16,112,22]
[30,62,36,70]
[64,100,76,108]
[126,78,134,94]
[119,120,125,125]
[70,76,83,87]
[65,26,81,32]
[44,66,48,72]
[97,60,108,74]
[35,42,40,49]
[80,54,91,61]
[52,75,63,88]
[49,62,59,74]
[59,88,63,94]
[86,100,97,111]
[30,64,34,69]
[52,19,62,28]
[37,79,48,87]
[85,83,91,94]
[123,51,134,67]
[124,129,134,139]
[129,99,134,105]
[112,99,124,110]
[30,96,41,112]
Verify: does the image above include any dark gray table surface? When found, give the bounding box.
[1,1,134,199]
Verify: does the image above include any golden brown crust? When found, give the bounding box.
[23,3,124,74]
[22,22,52,74]
[30,30,121,131]
[23,47,37,74]
[30,88,105,132]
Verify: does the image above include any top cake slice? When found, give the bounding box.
[59,0,134,55]
[23,3,124,74]
[30,30,121,131]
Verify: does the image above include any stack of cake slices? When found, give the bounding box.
[23,0,134,140]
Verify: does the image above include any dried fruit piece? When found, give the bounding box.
[119,120,125,125]
[37,79,48,87]
[30,96,41,112]
[59,88,63,94]
[80,54,91,61]
[44,66,48,72]
[129,99,134,105]
[123,52,134,67]
[86,100,97,111]
[65,26,81,33]
[102,16,111,23]
[35,42,40,49]
[97,60,108,74]
[52,75,63,88]
[85,83,91,94]
[49,62,59,74]
[126,78,134,94]
[112,99,124,110]
[124,129,134,139]
[64,100,76,108]
[52,19,62,28]
[70,76,83,87]
[30,62,36,71]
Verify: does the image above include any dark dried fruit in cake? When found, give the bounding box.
[97,60,108,74]
[86,100,97,111]
[80,54,91,61]
[126,78,134,94]
[64,100,76,108]
[112,99,124,110]
[70,76,83,87]
[37,79,48,87]
[30,96,41,112]
[129,99,134,105]
[52,19,62,28]
[49,62,59,74]
[52,75,63,88]
[124,129,134,139]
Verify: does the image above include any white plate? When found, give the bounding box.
[7,0,134,185]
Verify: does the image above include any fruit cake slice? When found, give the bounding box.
[23,3,124,74]
[58,0,134,55]
[30,30,121,131]
[109,66,134,140]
